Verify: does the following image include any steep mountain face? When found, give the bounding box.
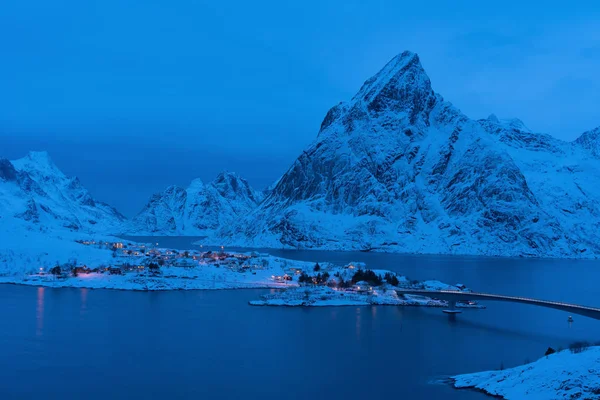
[0,152,126,233]
[215,51,600,258]
[574,127,600,158]
[129,172,263,235]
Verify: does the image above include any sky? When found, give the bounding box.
[1,0,599,216]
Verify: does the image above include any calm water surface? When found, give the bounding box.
[1,236,599,399]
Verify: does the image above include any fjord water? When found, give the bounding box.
[1,238,599,399]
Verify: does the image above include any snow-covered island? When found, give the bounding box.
[248,262,483,308]
[249,285,485,308]
[452,345,600,399]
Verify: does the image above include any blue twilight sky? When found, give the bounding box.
[1,0,599,216]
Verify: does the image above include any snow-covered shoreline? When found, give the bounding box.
[0,271,294,292]
[0,230,483,313]
[0,236,312,291]
[189,239,600,261]
[452,346,600,399]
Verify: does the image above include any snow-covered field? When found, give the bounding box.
[0,230,311,291]
[0,225,118,277]
[0,258,304,291]
[453,346,600,399]
[1,264,298,291]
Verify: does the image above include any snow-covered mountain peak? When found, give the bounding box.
[354,51,424,100]
[1,151,125,233]
[503,118,531,133]
[487,114,500,123]
[318,50,438,138]
[187,178,205,192]
[215,170,238,180]
[213,53,600,258]
[352,50,435,119]
[482,115,531,133]
[24,151,53,163]
[574,126,600,158]
[212,170,260,202]
[12,151,63,177]
[129,171,263,235]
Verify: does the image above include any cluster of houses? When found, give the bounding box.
[60,240,267,276]
[285,262,381,293]
[66,242,389,295]
[75,239,123,248]
[271,266,304,282]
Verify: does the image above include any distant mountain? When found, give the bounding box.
[0,151,125,233]
[213,51,600,258]
[128,171,263,236]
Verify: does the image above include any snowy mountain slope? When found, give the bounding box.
[0,151,125,234]
[574,126,600,158]
[0,222,117,276]
[128,171,263,235]
[213,51,600,257]
[479,116,600,256]
[453,347,600,399]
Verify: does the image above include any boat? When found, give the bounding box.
[568,316,574,322]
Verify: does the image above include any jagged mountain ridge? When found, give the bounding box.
[128,171,264,235]
[212,51,600,258]
[0,151,126,233]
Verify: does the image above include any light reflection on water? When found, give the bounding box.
[36,287,44,337]
[355,307,362,339]
[80,287,88,317]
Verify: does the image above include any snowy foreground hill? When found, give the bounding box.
[0,151,127,275]
[210,51,600,258]
[127,171,264,236]
[453,346,600,399]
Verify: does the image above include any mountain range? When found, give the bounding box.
[3,51,600,258]
[214,51,600,257]
[127,172,264,236]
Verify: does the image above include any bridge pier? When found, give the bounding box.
[443,299,462,315]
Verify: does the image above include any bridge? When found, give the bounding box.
[396,289,600,320]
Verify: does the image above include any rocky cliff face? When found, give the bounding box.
[0,152,126,233]
[574,127,600,158]
[213,51,600,258]
[129,172,263,236]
